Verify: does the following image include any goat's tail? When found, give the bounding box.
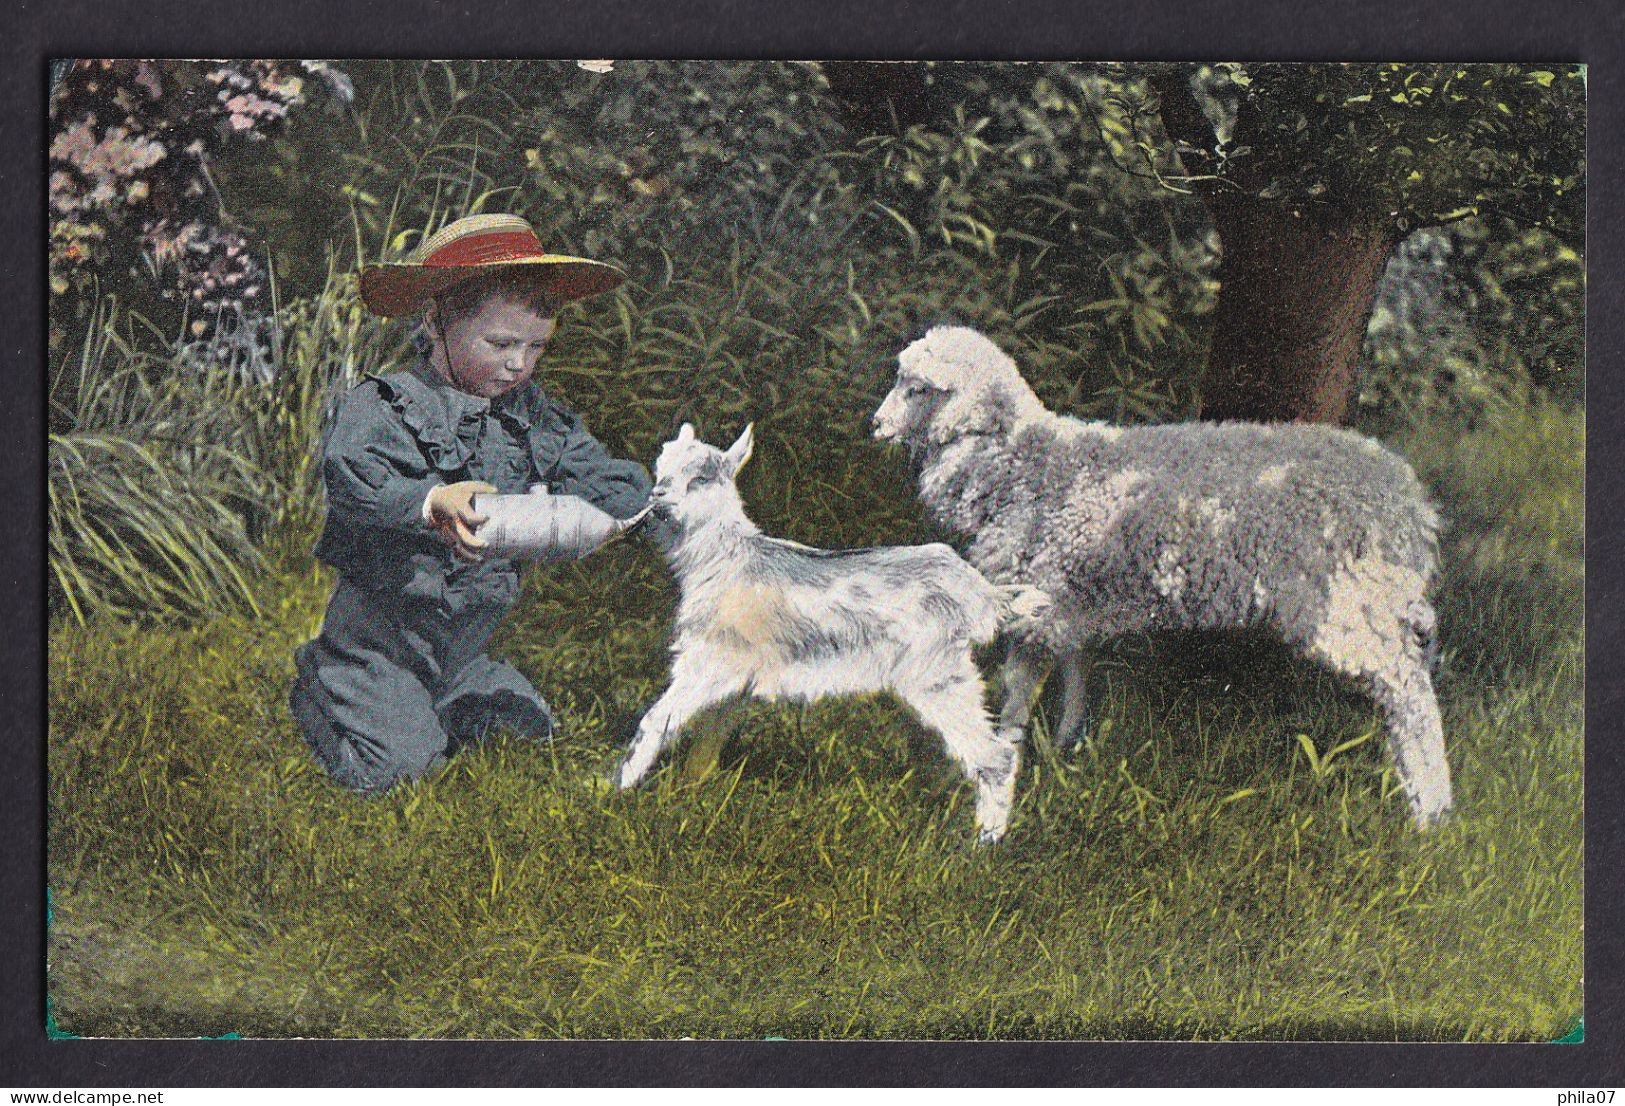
[995,584,1052,632]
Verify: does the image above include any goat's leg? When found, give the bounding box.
[997,640,1050,746]
[904,659,1025,845]
[615,675,740,789]
[1053,646,1093,753]
[679,701,747,783]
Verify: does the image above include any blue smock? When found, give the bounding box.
[289,360,653,792]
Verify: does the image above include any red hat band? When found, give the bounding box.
[423,231,549,268]
[359,213,625,316]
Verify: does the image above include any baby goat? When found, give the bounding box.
[614,423,1047,844]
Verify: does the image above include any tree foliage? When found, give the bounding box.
[1364,219,1585,427]
[1134,63,1584,243]
[1086,62,1587,422]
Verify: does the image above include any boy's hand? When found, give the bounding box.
[425,481,497,562]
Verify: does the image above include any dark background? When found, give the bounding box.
[6,0,1622,1086]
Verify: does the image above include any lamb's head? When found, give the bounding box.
[872,326,1045,450]
[650,422,755,532]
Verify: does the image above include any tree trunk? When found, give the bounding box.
[1198,200,1400,424]
[1144,66,1403,425]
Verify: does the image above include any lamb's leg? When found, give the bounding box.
[616,675,741,789]
[997,640,1050,747]
[1053,646,1093,753]
[1309,571,1453,828]
[903,657,1025,845]
[1370,658,1454,828]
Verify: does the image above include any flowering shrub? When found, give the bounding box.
[48,60,349,340]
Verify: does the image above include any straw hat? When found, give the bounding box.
[359,213,626,318]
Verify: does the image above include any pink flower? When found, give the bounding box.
[49,116,99,164]
[85,178,119,208]
[223,91,290,131]
[85,127,166,177]
[49,171,82,214]
[258,73,304,103]
[206,67,251,90]
[133,62,163,100]
[55,118,167,189]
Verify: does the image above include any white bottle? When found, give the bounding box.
[473,485,652,562]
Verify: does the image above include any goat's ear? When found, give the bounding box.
[725,423,755,473]
[677,422,696,443]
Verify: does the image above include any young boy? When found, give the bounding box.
[289,213,656,793]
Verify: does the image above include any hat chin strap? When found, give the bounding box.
[427,313,479,395]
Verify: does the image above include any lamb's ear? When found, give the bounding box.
[928,380,1001,445]
[677,422,696,443]
[724,423,755,474]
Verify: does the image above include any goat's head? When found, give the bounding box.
[651,422,755,530]
[872,326,1040,449]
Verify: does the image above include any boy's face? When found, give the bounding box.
[428,293,557,399]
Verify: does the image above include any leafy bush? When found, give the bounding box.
[284,61,1217,423]
[48,296,270,624]
[1360,220,1585,430]
[47,270,407,624]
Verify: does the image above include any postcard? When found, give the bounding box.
[45,59,1584,1043]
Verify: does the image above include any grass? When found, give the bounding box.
[45,400,1582,1041]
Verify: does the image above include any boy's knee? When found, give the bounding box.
[328,737,446,794]
[295,692,448,793]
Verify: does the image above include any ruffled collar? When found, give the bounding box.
[369,358,555,472]
[405,359,550,430]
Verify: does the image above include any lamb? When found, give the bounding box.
[614,422,1049,844]
[871,325,1453,828]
